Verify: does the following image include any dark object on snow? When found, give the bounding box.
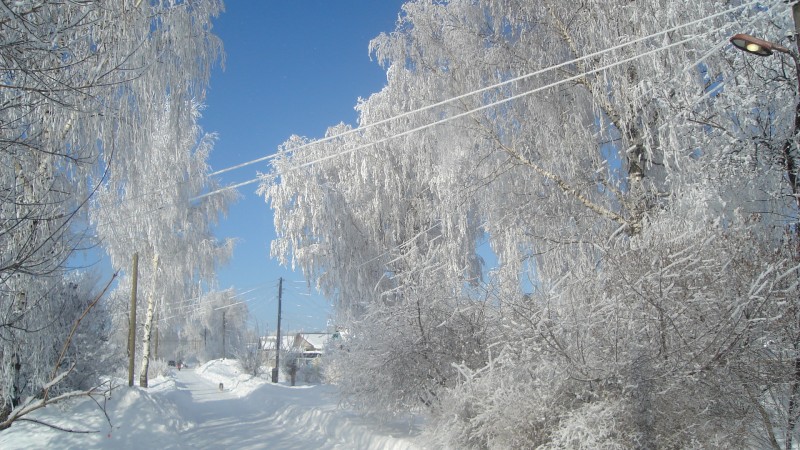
[218,382,223,392]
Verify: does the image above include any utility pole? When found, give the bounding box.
[222,310,226,359]
[127,253,138,387]
[272,277,283,383]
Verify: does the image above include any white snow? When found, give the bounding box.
[0,360,425,449]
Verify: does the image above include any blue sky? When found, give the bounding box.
[200,2,405,333]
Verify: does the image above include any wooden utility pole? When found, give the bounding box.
[222,310,226,359]
[127,253,139,387]
[272,277,283,383]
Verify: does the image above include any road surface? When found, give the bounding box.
[0,364,422,449]
[169,369,335,449]
[169,368,424,449]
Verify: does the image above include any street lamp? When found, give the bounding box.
[729,0,800,59]
[730,11,800,448]
[730,33,792,57]
[729,19,800,211]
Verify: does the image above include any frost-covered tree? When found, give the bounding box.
[1,0,225,419]
[265,0,800,447]
[91,100,235,387]
[0,272,116,429]
[164,288,248,363]
[323,269,493,415]
[236,322,267,377]
[200,289,247,360]
[1,0,223,284]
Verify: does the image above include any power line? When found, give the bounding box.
[104,275,311,324]
[193,0,770,201]
[76,0,778,242]
[193,36,710,199]
[204,0,764,180]
[149,279,316,324]
[92,1,780,323]
[301,4,781,283]
[92,1,770,212]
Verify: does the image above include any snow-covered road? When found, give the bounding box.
[172,369,276,448]
[168,363,424,449]
[169,369,335,449]
[0,360,424,449]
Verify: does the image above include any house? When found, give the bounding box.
[294,332,330,352]
[260,332,333,366]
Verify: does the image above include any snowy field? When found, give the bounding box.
[0,360,424,449]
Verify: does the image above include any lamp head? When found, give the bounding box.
[730,33,788,56]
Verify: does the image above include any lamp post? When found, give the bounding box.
[730,7,800,450]
[730,2,800,58]
[729,7,800,210]
[730,33,792,56]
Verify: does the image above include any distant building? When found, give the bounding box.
[260,332,332,366]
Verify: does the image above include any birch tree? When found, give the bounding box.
[1,0,225,414]
[91,100,235,387]
[1,0,223,283]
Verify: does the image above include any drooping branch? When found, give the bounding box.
[495,139,635,233]
[46,271,118,400]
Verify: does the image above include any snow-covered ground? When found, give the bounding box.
[0,360,425,449]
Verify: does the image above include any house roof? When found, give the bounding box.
[260,333,333,352]
[300,333,331,351]
[260,335,295,350]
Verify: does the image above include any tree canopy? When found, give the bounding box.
[1,0,230,420]
[264,0,800,447]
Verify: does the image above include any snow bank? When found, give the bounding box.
[0,376,188,450]
[0,361,425,449]
[246,385,425,450]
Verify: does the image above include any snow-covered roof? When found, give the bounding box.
[260,333,332,351]
[260,335,295,350]
[299,333,331,351]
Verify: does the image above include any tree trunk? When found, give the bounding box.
[139,254,160,388]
